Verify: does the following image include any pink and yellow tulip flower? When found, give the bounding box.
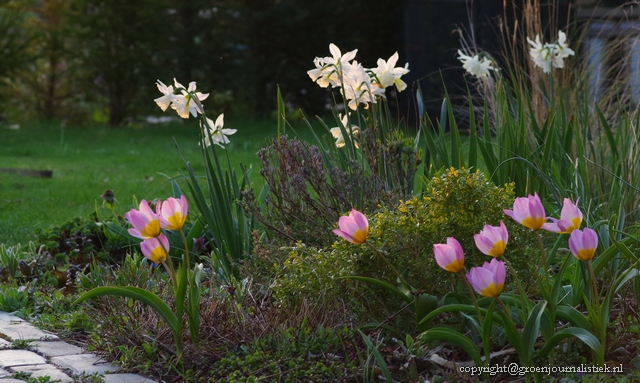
[543,198,583,234]
[433,237,465,273]
[504,193,557,231]
[333,208,369,244]
[568,228,598,261]
[124,200,161,239]
[140,234,170,264]
[158,195,189,231]
[466,258,506,298]
[474,221,508,257]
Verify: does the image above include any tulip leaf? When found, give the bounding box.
[104,222,139,243]
[521,300,547,364]
[420,327,483,367]
[416,293,438,332]
[74,286,179,333]
[419,304,497,326]
[481,299,496,363]
[555,305,589,329]
[359,330,393,383]
[346,276,413,304]
[538,328,602,359]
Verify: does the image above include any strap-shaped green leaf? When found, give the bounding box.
[555,305,589,329]
[538,327,602,359]
[74,286,179,333]
[346,276,413,304]
[420,327,483,367]
[521,300,547,364]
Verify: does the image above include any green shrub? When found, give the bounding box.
[271,242,358,306]
[269,168,539,326]
[354,167,535,294]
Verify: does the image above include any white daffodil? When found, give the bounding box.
[527,32,574,73]
[330,114,359,148]
[342,61,385,110]
[553,30,575,68]
[307,43,358,88]
[201,113,237,148]
[171,79,210,118]
[527,35,554,73]
[371,52,410,91]
[457,50,495,78]
[154,80,175,111]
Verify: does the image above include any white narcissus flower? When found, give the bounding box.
[307,43,358,88]
[342,61,385,110]
[527,31,574,73]
[553,30,575,68]
[457,50,495,78]
[330,114,360,148]
[527,36,554,73]
[154,80,174,111]
[371,52,410,91]
[171,79,210,118]
[201,113,237,148]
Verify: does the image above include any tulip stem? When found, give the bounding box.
[501,256,529,320]
[179,229,191,272]
[365,241,409,287]
[586,260,599,312]
[460,271,484,324]
[535,231,550,290]
[160,260,176,288]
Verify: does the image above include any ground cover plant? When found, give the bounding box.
[2,1,640,382]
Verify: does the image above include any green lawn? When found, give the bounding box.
[0,118,291,245]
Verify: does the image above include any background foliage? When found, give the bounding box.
[0,0,402,125]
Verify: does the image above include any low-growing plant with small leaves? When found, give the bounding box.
[271,242,358,307]
[207,321,361,382]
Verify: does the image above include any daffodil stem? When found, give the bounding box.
[364,241,408,287]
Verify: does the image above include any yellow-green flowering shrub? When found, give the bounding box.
[271,168,538,326]
[272,242,358,306]
[351,167,536,295]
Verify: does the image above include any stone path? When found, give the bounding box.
[0,311,158,383]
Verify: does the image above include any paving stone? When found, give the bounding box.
[103,373,159,383]
[51,353,120,376]
[0,339,10,350]
[0,379,30,383]
[0,350,46,367]
[0,369,8,378]
[11,364,73,383]
[0,312,59,341]
[31,341,83,357]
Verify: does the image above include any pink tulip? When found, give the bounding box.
[474,221,508,257]
[568,228,598,261]
[433,237,465,273]
[543,198,583,234]
[466,258,506,298]
[333,209,368,244]
[124,200,161,239]
[504,193,547,231]
[140,234,170,264]
[158,195,189,231]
